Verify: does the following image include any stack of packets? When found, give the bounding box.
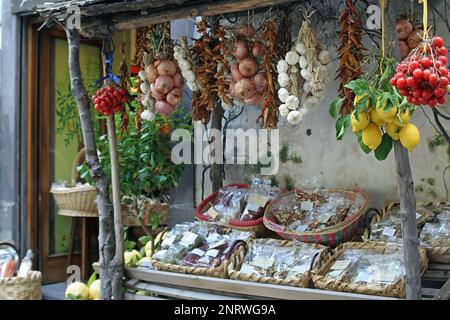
[152,221,254,268]
[238,240,321,280]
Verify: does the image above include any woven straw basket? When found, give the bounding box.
[362,202,435,242]
[0,242,42,300]
[195,184,272,237]
[421,201,450,263]
[311,242,428,298]
[152,241,247,279]
[264,188,370,247]
[50,148,98,217]
[227,238,331,288]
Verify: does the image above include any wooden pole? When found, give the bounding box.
[65,28,116,299]
[384,0,422,299]
[106,114,124,300]
[210,105,224,192]
[394,142,422,299]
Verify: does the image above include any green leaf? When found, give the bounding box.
[140,247,146,258]
[65,293,78,300]
[336,115,351,140]
[87,272,97,287]
[344,79,370,95]
[375,133,393,161]
[355,95,369,119]
[329,97,344,119]
[356,131,372,154]
[124,240,136,251]
[138,235,151,245]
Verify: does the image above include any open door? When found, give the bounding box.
[26,26,101,283]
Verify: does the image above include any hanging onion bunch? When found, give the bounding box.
[226,23,268,108]
[395,17,424,60]
[138,24,184,120]
[276,13,331,125]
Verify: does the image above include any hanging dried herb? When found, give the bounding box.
[259,19,278,129]
[336,0,365,115]
[118,42,131,135]
[134,27,151,69]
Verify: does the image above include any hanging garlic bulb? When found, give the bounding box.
[278,104,289,117]
[141,110,155,121]
[278,88,290,103]
[277,60,289,73]
[287,110,302,124]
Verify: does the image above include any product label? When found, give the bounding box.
[252,257,274,269]
[291,264,309,274]
[330,259,352,270]
[416,212,422,220]
[198,255,211,264]
[355,271,372,283]
[153,249,167,260]
[248,193,269,208]
[205,249,219,258]
[300,201,314,211]
[382,227,397,237]
[206,206,220,220]
[295,225,309,232]
[190,248,205,257]
[161,235,176,247]
[180,231,198,246]
[209,240,226,249]
[245,203,260,212]
[328,269,344,278]
[240,264,257,275]
[372,271,398,284]
[317,213,333,224]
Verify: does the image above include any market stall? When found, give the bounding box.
[18,0,450,301]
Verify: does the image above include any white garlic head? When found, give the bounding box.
[141,110,155,121]
[277,73,290,88]
[278,88,290,103]
[295,42,307,55]
[299,55,308,69]
[300,69,312,81]
[285,51,300,66]
[278,104,289,117]
[277,60,289,73]
[285,95,300,110]
[318,50,331,65]
[303,81,313,94]
[287,110,303,125]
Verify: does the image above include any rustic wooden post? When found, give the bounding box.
[65,28,117,299]
[385,0,422,299]
[210,105,224,192]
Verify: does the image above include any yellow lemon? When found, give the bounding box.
[369,108,385,126]
[65,282,90,300]
[399,123,420,152]
[124,249,141,267]
[89,280,101,300]
[353,94,368,107]
[362,124,382,150]
[351,111,371,132]
[386,122,401,140]
[393,108,411,127]
[376,104,398,121]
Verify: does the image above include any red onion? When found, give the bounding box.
[155,100,175,116]
[146,64,158,83]
[233,40,248,60]
[154,75,174,94]
[238,58,257,78]
[173,72,184,88]
[156,59,177,77]
[239,24,256,37]
[252,41,266,58]
[150,83,165,100]
[253,72,268,93]
[244,92,262,105]
[234,78,256,100]
[166,88,183,107]
[231,63,243,82]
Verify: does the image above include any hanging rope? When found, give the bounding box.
[419,0,429,39]
[95,33,119,86]
[379,0,385,73]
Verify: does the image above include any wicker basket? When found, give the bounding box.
[311,242,428,298]
[195,184,272,237]
[362,202,435,242]
[122,199,169,227]
[152,241,247,279]
[263,188,370,247]
[0,242,42,300]
[419,201,450,263]
[50,148,98,217]
[227,238,330,288]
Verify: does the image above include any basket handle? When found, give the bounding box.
[71,147,87,185]
[362,208,380,231]
[0,242,19,259]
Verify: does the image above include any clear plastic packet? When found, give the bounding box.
[325,249,366,281]
[285,245,321,279]
[272,247,297,279]
[182,243,209,267]
[160,222,195,249]
[239,179,280,222]
[420,221,450,247]
[240,243,275,277]
[212,187,248,222]
[153,243,189,265]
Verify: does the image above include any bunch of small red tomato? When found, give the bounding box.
[92,84,128,116]
[390,36,448,108]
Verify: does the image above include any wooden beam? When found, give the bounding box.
[80,0,189,17]
[85,0,294,31]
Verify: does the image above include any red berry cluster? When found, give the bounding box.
[390,36,448,108]
[92,84,128,116]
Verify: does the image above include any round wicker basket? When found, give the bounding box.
[0,242,42,300]
[50,148,98,217]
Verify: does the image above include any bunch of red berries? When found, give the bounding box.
[92,84,128,116]
[390,36,448,108]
